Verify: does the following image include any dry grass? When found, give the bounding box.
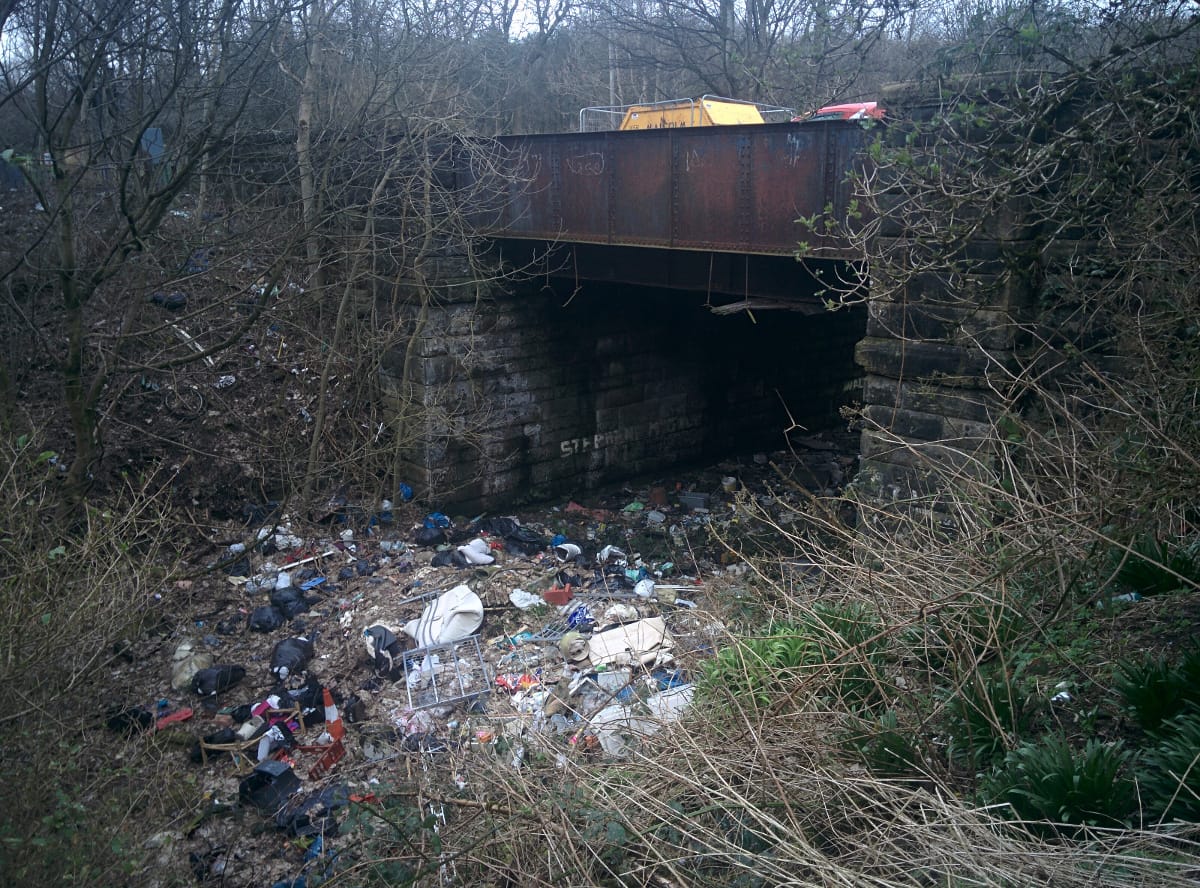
[420,685,1200,887]
[0,433,189,883]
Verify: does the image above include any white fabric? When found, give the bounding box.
[509,589,545,610]
[457,538,494,565]
[602,603,640,623]
[170,640,212,691]
[403,584,484,646]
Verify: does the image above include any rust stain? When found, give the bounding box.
[474,121,871,258]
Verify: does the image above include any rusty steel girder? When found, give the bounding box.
[469,120,872,259]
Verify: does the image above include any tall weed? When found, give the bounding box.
[0,433,182,883]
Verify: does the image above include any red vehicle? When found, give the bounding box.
[793,101,884,122]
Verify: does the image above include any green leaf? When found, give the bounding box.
[47,545,66,560]
[604,820,627,845]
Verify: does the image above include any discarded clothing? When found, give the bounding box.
[363,624,404,673]
[270,637,314,680]
[413,526,446,547]
[270,587,314,620]
[456,538,494,565]
[275,784,350,837]
[430,549,469,568]
[403,584,483,647]
[249,605,285,632]
[193,665,246,696]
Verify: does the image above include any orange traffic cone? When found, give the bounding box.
[322,687,345,742]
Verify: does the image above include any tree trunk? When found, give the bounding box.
[197,0,237,222]
[59,182,97,513]
[296,0,324,291]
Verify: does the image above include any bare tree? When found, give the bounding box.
[0,0,289,512]
[599,0,908,105]
[245,0,530,502]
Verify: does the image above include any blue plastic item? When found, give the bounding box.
[651,668,688,690]
[567,605,594,630]
[367,510,394,528]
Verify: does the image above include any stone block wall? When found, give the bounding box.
[853,258,1034,494]
[853,84,1045,499]
[385,279,865,511]
[849,69,1198,547]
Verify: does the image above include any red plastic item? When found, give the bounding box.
[155,707,194,730]
[495,673,538,693]
[307,738,345,780]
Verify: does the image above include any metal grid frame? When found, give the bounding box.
[401,635,491,711]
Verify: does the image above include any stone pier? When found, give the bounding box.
[384,278,865,511]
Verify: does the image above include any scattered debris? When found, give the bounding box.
[124,430,859,885]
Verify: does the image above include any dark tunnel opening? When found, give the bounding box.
[409,274,867,510]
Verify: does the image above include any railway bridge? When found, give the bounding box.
[473,120,868,305]
[389,106,1022,510]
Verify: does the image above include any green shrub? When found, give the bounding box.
[1139,710,1200,823]
[1115,536,1200,597]
[800,600,890,709]
[944,665,1038,771]
[1114,649,1200,735]
[843,709,927,779]
[980,736,1136,833]
[699,623,810,708]
[699,602,889,710]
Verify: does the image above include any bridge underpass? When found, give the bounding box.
[390,121,873,509]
